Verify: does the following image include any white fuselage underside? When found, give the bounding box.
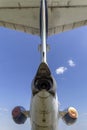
[30,90,59,130]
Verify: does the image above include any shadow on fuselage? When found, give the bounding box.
[31,62,57,96]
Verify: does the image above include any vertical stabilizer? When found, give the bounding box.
[40,0,48,63]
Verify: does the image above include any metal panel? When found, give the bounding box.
[0,0,87,35]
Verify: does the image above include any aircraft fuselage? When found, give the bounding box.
[12,0,78,129]
[30,90,58,130]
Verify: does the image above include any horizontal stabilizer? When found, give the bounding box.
[0,0,87,35]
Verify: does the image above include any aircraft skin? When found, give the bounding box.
[30,62,58,130]
[30,90,58,130]
[0,0,79,129]
[0,0,87,35]
[30,1,59,129]
[11,0,78,129]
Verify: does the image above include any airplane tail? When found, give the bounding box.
[40,0,48,38]
[39,0,48,63]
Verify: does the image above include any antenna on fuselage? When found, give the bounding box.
[39,0,50,63]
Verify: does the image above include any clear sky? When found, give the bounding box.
[0,26,87,130]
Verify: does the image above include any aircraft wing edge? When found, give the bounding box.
[0,21,39,35]
[48,20,87,35]
[0,0,87,35]
[0,20,87,36]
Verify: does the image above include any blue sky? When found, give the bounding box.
[0,26,87,130]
